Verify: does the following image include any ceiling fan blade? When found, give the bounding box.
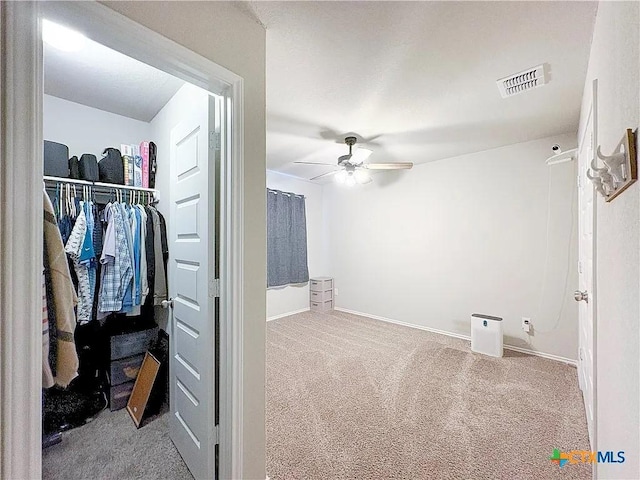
[293,161,337,166]
[364,162,413,170]
[310,170,341,181]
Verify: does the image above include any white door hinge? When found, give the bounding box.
[213,425,220,445]
[209,131,221,151]
[209,278,220,298]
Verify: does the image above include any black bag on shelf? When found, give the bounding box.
[98,147,125,185]
[44,140,70,178]
[68,156,80,179]
[149,142,157,189]
[79,154,99,182]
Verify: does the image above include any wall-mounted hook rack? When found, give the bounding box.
[588,128,637,202]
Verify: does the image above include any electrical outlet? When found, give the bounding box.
[522,317,531,333]
[334,288,339,296]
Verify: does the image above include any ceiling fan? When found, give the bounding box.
[294,136,413,185]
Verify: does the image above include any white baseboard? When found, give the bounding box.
[267,307,310,322]
[335,307,577,366]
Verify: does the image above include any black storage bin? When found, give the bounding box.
[109,381,135,411]
[44,140,69,177]
[110,326,158,360]
[79,154,99,181]
[109,354,144,386]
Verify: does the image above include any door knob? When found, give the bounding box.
[161,298,174,309]
[574,290,589,302]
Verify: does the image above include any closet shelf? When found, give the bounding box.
[44,175,160,203]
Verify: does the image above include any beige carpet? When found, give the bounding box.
[43,409,193,480]
[266,310,591,480]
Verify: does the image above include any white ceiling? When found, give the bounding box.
[246,1,598,181]
[44,29,184,122]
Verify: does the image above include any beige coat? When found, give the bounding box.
[43,192,79,388]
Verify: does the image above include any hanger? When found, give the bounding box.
[55,183,62,219]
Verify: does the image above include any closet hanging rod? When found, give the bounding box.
[43,175,159,194]
[44,176,160,203]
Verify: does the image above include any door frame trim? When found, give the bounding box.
[0,3,245,478]
[577,78,598,473]
[0,3,44,479]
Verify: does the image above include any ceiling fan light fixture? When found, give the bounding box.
[354,169,371,184]
[351,148,372,165]
[335,170,348,184]
[345,173,356,187]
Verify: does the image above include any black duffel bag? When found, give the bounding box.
[68,156,80,179]
[98,147,124,185]
[79,154,99,182]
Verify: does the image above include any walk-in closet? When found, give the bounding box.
[41,16,219,480]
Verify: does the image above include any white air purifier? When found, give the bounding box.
[471,313,503,357]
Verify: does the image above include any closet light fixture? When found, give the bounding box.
[42,19,86,52]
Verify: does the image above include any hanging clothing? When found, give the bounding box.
[43,191,79,388]
[144,206,156,303]
[92,202,103,258]
[125,204,142,316]
[120,203,136,313]
[136,205,149,305]
[43,245,58,377]
[98,203,133,313]
[133,206,142,305]
[80,201,97,321]
[42,272,54,389]
[65,206,92,324]
[150,207,168,306]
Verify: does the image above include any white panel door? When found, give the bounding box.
[169,88,217,480]
[577,80,597,452]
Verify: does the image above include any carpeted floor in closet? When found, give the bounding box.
[43,409,192,480]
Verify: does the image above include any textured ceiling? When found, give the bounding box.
[44,29,184,122]
[245,1,598,181]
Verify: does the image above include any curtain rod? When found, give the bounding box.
[267,188,305,199]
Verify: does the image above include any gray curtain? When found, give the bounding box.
[267,189,309,287]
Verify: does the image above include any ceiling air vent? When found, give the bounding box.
[497,64,546,98]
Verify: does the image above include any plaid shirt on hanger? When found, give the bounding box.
[98,203,133,313]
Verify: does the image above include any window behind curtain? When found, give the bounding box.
[267,189,309,287]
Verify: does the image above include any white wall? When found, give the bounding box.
[580,2,640,478]
[266,171,326,319]
[323,133,579,360]
[103,2,267,478]
[43,94,152,158]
